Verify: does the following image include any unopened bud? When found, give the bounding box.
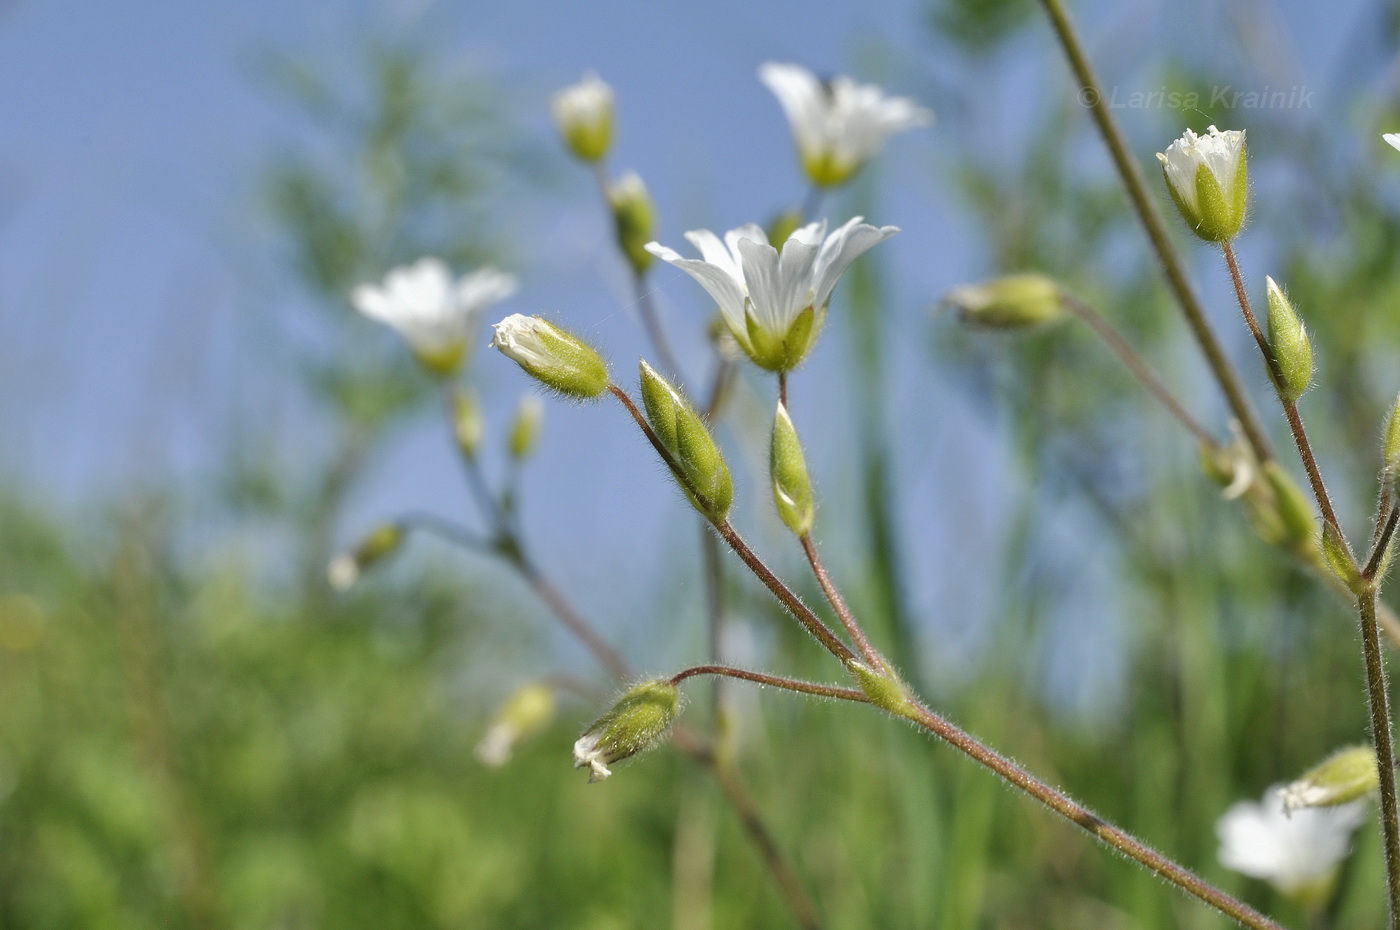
[1281,746,1380,814]
[327,523,404,590]
[770,402,814,536]
[639,360,733,521]
[1264,462,1319,552]
[476,682,558,768]
[491,314,610,399]
[608,171,656,277]
[551,73,613,163]
[453,388,484,458]
[1156,125,1248,243]
[1265,277,1313,404]
[767,208,804,247]
[847,660,914,716]
[1322,521,1362,593]
[509,395,545,460]
[942,274,1065,330]
[573,679,681,782]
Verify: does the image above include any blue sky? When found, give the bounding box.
[0,0,1377,711]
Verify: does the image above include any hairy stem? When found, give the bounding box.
[1359,590,1400,930]
[1059,292,1218,448]
[799,534,882,668]
[671,665,870,703]
[1036,0,1274,467]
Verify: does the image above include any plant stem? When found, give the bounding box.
[608,383,859,665]
[1036,0,1274,467]
[895,698,1285,930]
[778,370,790,409]
[1358,590,1400,930]
[799,534,882,668]
[1059,292,1218,448]
[1219,245,1349,552]
[800,185,825,223]
[671,665,870,703]
[1369,508,1400,581]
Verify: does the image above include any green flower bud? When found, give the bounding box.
[1156,126,1248,243]
[476,682,558,768]
[1322,521,1362,593]
[767,208,804,247]
[573,679,681,782]
[942,274,1066,330]
[639,360,733,521]
[1265,277,1313,404]
[608,171,656,277]
[327,523,404,591]
[491,314,610,400]
[452,387,484,459]
[770,402,814,536]
[1264,462,1319,552]
[508,395,545,461]
[551,73,613,163]
[1282,746,1380,814]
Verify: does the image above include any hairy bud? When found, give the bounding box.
[573,679,681,783]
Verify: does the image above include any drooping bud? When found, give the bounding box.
[1265,277,1313,404]
[942,273,1066,330]
[551,73,614,163]
[607,171,656,277]
[509,395,545,460]
[638,360,733,521]
[1156,125,1248,243]
[770,402,814,536]
[1201,423,1256,500]
[1281,746,1380,815]
[573,679,681,783]
[476,682,557,768]
[491,314,610,400]
[452,387,484,459]
[327,523,404,591]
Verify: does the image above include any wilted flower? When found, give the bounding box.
[476,682,558,768]
[759,62,932,188]
[1156,125,1248,242]
[352,259,517,376]
[327,523,404,591]
[552,72,614,163]
[1216,785,1367,902]
[573,679,681,783]
[491,313,610,399]
[941,273,1065,330]
[1281,746,1380,814]
[646,217,897,372]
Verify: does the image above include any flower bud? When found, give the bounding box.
[766,208,804,247]
[1156,125,1248,243]
[327,523,404,590]
[1265,277,1313,404]
[639,360,733,521]
[491,314,610,400]
[1201,422,1256,500]
[942,274,1065,330]
[770,402,814,536]
[847,660,914,716]
[476,682,558,768]
[452,387,484,459]
[1322,522,1362,593]
[607,171,656,278]
[573,679,681,782]
[509,395,545,461]
[551,73,613,163]
[1282,746,1380,814]
[1264,462,1319,553]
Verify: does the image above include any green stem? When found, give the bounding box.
[1358,590,1400,930]
[1036,0,1274,467]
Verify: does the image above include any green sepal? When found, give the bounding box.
[639,361,733,521]
[770,403,815,536]
[1265,278,1313,404]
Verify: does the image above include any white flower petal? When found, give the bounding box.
[812,219,899,309]
[1384,133,1400,153]
[647,243,749,334]
[1216,785,1367,894]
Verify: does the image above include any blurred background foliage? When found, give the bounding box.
[7,0,1400,927]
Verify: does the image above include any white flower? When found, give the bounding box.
[326,554,360,591]
[645,217,898,371]
[552,72,614,162]
[759,62,932,188]
[1384,133,1400,153]
[1216,785,1367,898]
[1155,125,1248,242]
[352,258,517,375]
